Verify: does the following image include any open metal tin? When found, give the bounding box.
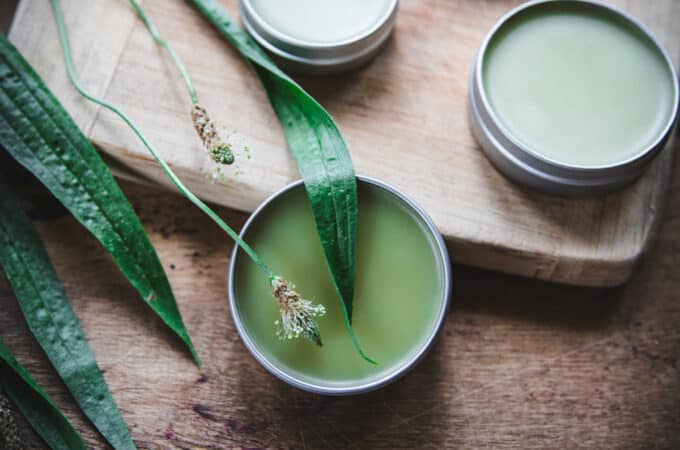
[227,176,451,395]
[239,0,399,74]
[469,0,679,196]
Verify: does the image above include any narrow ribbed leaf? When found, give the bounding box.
[190,0,373,363]
[0,337,86,450]
[0,172,135,449]
[0,34,199,366]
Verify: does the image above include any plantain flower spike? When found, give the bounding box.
[0,393,23,450]
[271,276,326,346]
[191,103,235,165]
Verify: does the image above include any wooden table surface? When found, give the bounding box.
[1,2,680,449]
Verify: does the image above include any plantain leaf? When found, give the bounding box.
[0,171,135,449]
[0,34,199,366]
[189,0,373,362]
[0,337,86,450]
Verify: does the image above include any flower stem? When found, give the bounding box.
[49,0,272,280]
[127,0,198,104]
[127,0,235,166]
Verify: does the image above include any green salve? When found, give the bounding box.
[233,183,445,388]
[482,2,676,167]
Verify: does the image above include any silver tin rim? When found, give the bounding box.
[469,0,680,196]
[227,175,452,396]
[239,0,399,74]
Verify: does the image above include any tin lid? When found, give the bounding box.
[469,0,680,196]
[239,0,399,74]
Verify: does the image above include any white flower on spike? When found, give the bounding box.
[271,276,325,346]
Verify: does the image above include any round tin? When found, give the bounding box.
[469,0,679,196]
[239,0,399,74]
[228,176,452,395]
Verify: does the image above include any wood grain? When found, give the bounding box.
[1,2,679,449]
[2,139,680,449]
[8,0,680,287]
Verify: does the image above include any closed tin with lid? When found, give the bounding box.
[239,0,399,74]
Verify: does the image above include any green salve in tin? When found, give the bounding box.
[482,2,677,167]
[233,182,446,389]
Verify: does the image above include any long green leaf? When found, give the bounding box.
[189,0,373,363]
[0,337,86,450]
[0,172,135,449]
[0,34,199,366]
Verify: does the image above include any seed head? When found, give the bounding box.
[271,276,325,346]
[191,103,235,165]
[0,393,24,450]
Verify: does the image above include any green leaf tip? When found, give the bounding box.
[0,16,199,367]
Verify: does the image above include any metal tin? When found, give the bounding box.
[239,0,399,74]
[469,0,680,196]
[228,176,452,395]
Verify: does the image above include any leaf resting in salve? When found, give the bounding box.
[189,0,373,363]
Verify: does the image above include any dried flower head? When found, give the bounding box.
[271,276,326,346]
[191,103,235,165]
[0,393,23,450]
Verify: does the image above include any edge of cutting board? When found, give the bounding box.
[8,0,677,287]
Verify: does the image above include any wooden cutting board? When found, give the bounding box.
[8,0,679,287]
